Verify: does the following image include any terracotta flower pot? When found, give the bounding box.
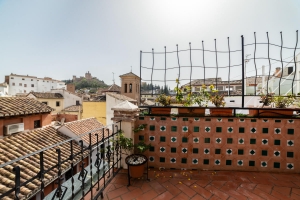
[210,108,233,116]
[151,107,171,115]
[125,154,148,178]
[258,108,294,117]
[178,107,205,116]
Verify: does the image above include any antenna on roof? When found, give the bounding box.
[131,66,132,72]
[112,72,115,84]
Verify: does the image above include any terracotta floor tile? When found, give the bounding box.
[272,180,298,188]
[175,182,197,197]
[113,178,129,185]
[220,181,240,191]
[239,183,257,191]
[255,184,273,194]
[182,179,197,186]
[190,194,206,200]
[292,181,300,188]
[209,181,227,189]
[191,174,211,181]
[236,187,264,200]
[140,182,152,193]
[219,189,248,200]
[120,188,144,200]
[252,188,280,200]
[205,185,229,199]
[195,179,211,187]
[210,175,233,181]
[149,180,167,194]
[291,192,300,200]
[271,190,291,200]
[135,189,158,200]
[153,191,174,200]
[273,186,291,196]
[191,184,213,199]
[171,192,190,200]
[209,194,222,200]
[271,173,299,182]
[292,188,300,196]
[106,186,129,199]
[162,181,181,197]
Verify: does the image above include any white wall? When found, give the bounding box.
[106,94,124,125]
[0,85,9,96]
[51,89,82,109]
[7,75,66,96]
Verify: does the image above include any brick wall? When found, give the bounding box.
[136,116,299,173]
[54,114,78,123]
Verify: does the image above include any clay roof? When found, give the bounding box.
[27,92,63,99]
[58,118,109,146]
[0,82,8,87]
[119,72,140,78]
[63,105,82,112]
[0,126,83,199]
[0,97,53,117]
[106,92,137,103]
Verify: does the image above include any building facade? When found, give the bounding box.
[4,74,66,96]
[120,72,141,104]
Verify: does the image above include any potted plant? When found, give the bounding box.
[112,127,151,179]
[152,93,172,115]
[194,84,210,107]
[260,93,274,107]
[259,94,296,117]
[209,85,232,116]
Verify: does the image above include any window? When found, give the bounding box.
[19,83,22,86]
[31,79,33,81]
[76,100,80,105]
[34,120,41,128]
[24,90,26,93]
[129,83,132,93]
[215,149,221,154]
[12,83,15,86]
[10,77,14,79]
[42,102,48,105]
[31,84,34,87]
[124,84,127,93]
[56,101,60,107]
[22,78,25,80]
[24,84,27,87]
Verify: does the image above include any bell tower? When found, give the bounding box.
[120,72,141,104]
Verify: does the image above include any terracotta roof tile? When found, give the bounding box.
[0,126,83,199]
[106,92,137,103]
[0,97,53,117]
[119,72,140,78]
[62,105,82,112]
[58,118,109,146]
[27,92,63,99]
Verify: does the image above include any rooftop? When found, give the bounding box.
[106,92,137,103]
[0,97,53,117]
[27,92,63,99]
[0,126,82,199]
[62,105,82,112]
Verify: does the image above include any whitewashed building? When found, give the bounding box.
[4,74,66,96]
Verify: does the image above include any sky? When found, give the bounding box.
[0,0,299,87]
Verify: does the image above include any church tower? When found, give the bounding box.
[119,72,141,104]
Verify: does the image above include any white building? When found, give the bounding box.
[0,83,9,97]
[4,74,66,96]
[50,89,82,108]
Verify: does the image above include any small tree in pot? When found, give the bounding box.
[112,126,151,179]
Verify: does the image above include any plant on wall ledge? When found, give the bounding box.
[209,85,226,107]
[155,94,171,106]
[273,95,295,108]
[260,93,274,107]
[174,79,194,106]
[133,124,147,133]
[194,84,210,107]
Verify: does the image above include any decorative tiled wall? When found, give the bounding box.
[136,116,300,172]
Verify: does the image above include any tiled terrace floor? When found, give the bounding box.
[101,169,300,200]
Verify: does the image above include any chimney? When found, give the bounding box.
[274,67,281,77]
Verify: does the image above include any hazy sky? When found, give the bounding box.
[0,0,299,87]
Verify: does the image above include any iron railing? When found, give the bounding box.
[140,31,300,107]
[0,121,122,200]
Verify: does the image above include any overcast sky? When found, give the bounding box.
[0,0,299,87]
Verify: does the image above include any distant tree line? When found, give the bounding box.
[141,83,171,95]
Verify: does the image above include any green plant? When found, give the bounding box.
[155,94,171,106]
[273,95,295,108]
[174,79,194,106]
[209,85,226,107]
[194,84,210,107]
[235,113,248,118]
[174,79,184,104]
[133,124,147,133]
[260,93,274,107]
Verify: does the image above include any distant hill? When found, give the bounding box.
[63,78,108,90]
